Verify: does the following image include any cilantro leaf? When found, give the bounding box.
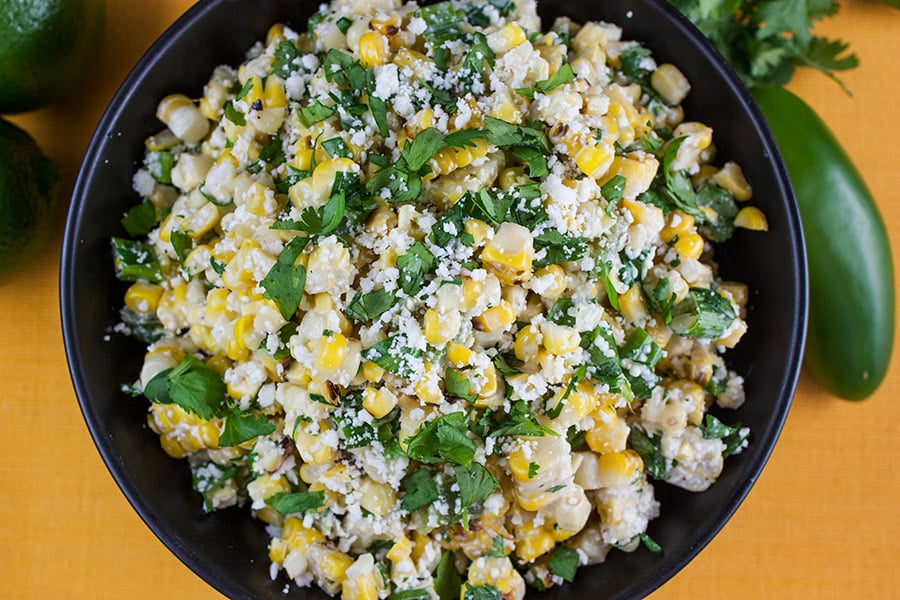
[444,128,487,149]
[533,229,588,269]
[516,63,575,98]
[434,551,462,600]
[224,101,246,126]
[405,412,476,465]
[488,400,556,438]
[347,288,397,322]
[454,462,499,528]
[361,335,423,378]
[400,469,439,512]
[396,241,436,295]
[548,545,580,582]
[260,236,309,319]
[265,490,325,515]
[462,585,502,600]
[628,425,668,480]
[112,238,161,282]
[219,409,276,446]
[404,127,447,173]
[170,230,192,268]
[669,287,736,339]
[121,201,157,237]
[273,40,301,78]
[144,355,226,421]
[444,368,478,402]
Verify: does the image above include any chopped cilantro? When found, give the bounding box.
[112,237,162,283]
[121,201,157,237]
[444,368,478,402]
[396,241,437,296]
[219,408,276,446]
[361,336,423,379]
[400,469,439,512]
[260,235,309,319]
[548,545,580,582]
[347,288,397,323]
[516,63,575,98]
[454,462,499,528]
[273,40,301,78]
[143,354,226,421]
[265,490,325,515]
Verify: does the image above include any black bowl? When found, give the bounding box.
[61,0,806,598]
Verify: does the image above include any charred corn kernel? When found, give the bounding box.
[414,361,443,404]
[619,285,649,323]
[597,449,643,487]
[514,324,541,363]
[424,308,461,346]
[362,386,397,419]
[386,536,412,562]
[514,521,555,562]
[307,376,338,408]
[314,332,348,376]
[651,63,691,106]
[156,94,210,145]
[460,277,483,311]
[488,23,527,54]
[481,222,534,284]
[660,210,695,243]
[674,232,705,260]
[360,360,385,383]
[712,161,753,201]
[370,15,401,36]
[293,421,337,465]
[263,76,287,108]
[358,478,396,516]
[283,516,326,549]
[447,342,473,367]
[358,31,389,68]
[474,300,516,333]
[575,141,615,179]
[540,321,581,355]
[734,206,768,231]
[125,282,163,313]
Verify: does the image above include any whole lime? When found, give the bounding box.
[0,118,59,283]
[0,0,106,114]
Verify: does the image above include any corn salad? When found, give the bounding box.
[112,0,765,597]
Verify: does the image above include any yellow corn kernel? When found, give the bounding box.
[604,156,659,199]
[414,361,443,404]
[498,166,530,190]
[619,285,649,323]
[358,31,389,68]
[453,139,488,169]
[491,97,522,123]
[480,222,534,284]
[712,161,752,201]
[205,353,231,376]
[463,218,492,246]
[358,477,397,516]
[673,232,704,260]
[360,360,385,383]
[575,141,615,179]
[447,342,473,367]
[506,441,536,483]
[370,15,401,36]
[266,23,287,45]
[319,549,354,584]
[156,94,209,145]
[405,108,435,137]
[597,449,644,488]
[124,282,163,314]
[226,314,255,363]
[488,23,527,54]
[540,321,581,355]
[269,537,288,564]
[205,288,235,322]
[293,421,337,466]
[514,521,555,563]
[261,77,286,110]
[586,406,628,454]
[659,210,696,243]
[531,265,567,300]
[513,324,541,364]
[386,536,412,562]
[474,300,516,333]
[674,121,713,150]
[145,128,179,151]
[553,380,598,425]
[362,386,397,419]
[460,277,483,311]
[734,206,768,231]
[427,146,458,179]
[283,516,326,549]
[314,332,348,376]
[651,63,691,106]
[424,307,461,346]
[242,74,265,107]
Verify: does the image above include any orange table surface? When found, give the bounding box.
[2,1,898,598]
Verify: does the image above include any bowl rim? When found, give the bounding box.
[60,0,807,598]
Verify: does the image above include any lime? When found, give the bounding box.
[0,117,59,283]
[0,0,106,114]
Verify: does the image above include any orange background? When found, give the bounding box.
[1,1,898,598]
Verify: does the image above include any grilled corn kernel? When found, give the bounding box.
[447,342,474,367]
[424,307,461,346]
[673,232,705,260]
[712,161,753,201]
[293,420,337,465]
[362,386,397,419]
[514,521,555,562]
[540,321,581,355]
[597,449,644,488]
[651,63,691,106]
[386,536,412,562]
[283,516,326,549]
[358,477,397,516]
[488,23,527,54]
[605,155,659,199]
[360,360,385,383]
[575,141,615,179]
[734,206,768,231]
[473,300,516,333]
[313,332,348,376]
[481,222,534,284]
[125,282,163,313]
[659,210,696,243]
[460,277,484,311]
[619,285,649,323]
[586,406,629,454]
[358,31,389,68]
[514,324,541,363]
[156,94,210,145]
[414,361,443,404]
